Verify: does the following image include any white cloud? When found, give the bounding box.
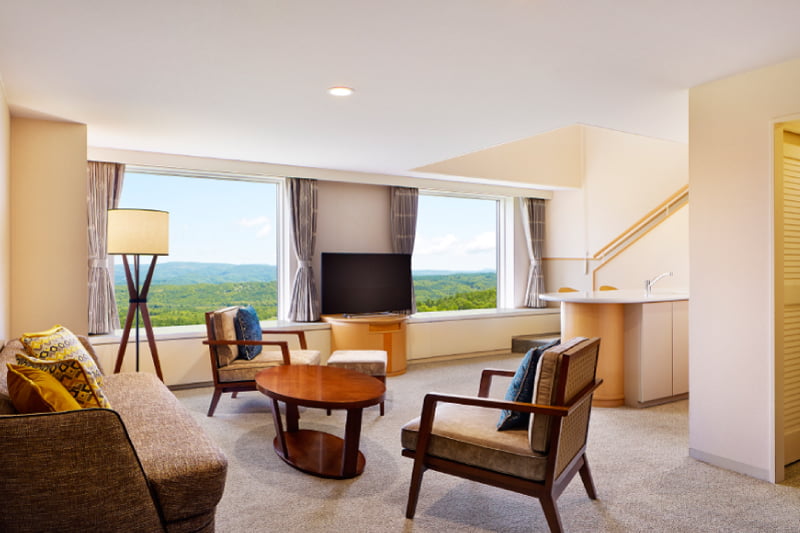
[414,234,458,255]
[238,216,269,228]
[463,231,496,253]
[237,216,272,239]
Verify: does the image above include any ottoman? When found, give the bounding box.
[327,350,387,415]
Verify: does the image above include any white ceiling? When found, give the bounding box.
[1,1,800,186]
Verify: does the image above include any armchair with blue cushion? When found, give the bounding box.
[401,337,602,533]
[203,306,321,416]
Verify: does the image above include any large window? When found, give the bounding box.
[413,193,498,312]
[115,170,280,327]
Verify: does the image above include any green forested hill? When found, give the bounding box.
[117,281,278,326]
[115,264,496,326]
[414,272,496,311]
[114,262,277,285]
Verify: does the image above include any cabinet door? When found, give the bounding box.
[672,300,689,395]
[640,302,673,402]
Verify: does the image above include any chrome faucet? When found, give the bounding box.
[645,271,673,296]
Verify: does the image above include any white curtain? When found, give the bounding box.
[522,197,546,308]
[87,161,125,334]
[287,178,320,321]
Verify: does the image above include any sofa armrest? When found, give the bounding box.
[0,409,165,532]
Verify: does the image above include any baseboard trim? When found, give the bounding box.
[689,447,772,482]
[407,349,512,366]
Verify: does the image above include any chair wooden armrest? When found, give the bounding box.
[478,368,516,397]
[202,339,293,364]
[261,329,309,349]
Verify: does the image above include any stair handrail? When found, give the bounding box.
[593,185,689,262]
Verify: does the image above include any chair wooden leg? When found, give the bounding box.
[539,494,564,533]
[578,455,597,499]
[379,401,384,416]
[232,391,239,399]
[405,457,426,518]
[327,409,332,416]
[207,389,222,417]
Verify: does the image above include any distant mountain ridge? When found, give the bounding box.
[113,261,494,286]
[114,261,277,285]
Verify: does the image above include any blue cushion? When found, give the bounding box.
[497,339,560,430]
[234,306,263,360]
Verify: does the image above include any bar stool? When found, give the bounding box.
[326,350,387,415]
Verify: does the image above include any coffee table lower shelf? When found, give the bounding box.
[273,429,366,479]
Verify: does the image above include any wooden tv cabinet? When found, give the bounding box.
[321,314,408,376]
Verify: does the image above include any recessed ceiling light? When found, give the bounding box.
[328,86,355,96]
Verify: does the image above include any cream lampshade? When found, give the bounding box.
[107,209,169,255]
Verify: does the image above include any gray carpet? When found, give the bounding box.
[173,354,800,532]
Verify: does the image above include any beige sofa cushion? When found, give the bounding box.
[401,403,547,481]
[217,349,321,382]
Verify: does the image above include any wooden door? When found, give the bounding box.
[781,130,800,465]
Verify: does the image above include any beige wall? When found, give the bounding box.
[314,180,393,299]
[0,83,9,340]
[688,57,800,482]
[10,118,88,336]
[544,126,689,292]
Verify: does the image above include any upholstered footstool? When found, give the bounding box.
[327,350,387,415]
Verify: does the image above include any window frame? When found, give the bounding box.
[414,190,513,313]
[115,166,286,328]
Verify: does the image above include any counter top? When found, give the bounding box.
[540,289,689,304]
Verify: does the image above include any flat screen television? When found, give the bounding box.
[321,252,413,316]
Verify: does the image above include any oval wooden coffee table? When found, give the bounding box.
[255,365,385,479]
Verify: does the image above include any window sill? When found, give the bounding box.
[407,307,558,324]
[89,308,557,345]
[89,319,331,346]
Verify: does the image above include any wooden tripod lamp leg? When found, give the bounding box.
[113,254,164,381]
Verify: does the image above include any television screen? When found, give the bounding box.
[321,252,413,316]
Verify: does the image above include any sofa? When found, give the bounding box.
[0,335,228,533]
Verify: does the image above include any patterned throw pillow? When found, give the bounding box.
[234,306,263,361]
[6,363,81,413]
[497,339,560,431]
[15,354,111,409]
[19,325,110,408]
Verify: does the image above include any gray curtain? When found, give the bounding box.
[87,161,125,334]
[522,197,546,308]
[390,186,418,312]
[288,178,320,322]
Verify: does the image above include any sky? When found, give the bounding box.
[119,172,497,272]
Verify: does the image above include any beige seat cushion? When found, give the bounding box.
[401,403,547,481]
[217,349,321,382]
[327,350,387,376]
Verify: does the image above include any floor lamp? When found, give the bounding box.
[107,208,169,381]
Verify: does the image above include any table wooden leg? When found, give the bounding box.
[286,402,300,433]
[342,408,364,477]
[270,398,287,457]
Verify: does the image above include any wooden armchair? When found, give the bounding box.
[203,307,320,416]
[401,337,602,533]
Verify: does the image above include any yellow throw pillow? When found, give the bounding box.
[20,325,108,406]
[6,363,81,413]
[15,354,112,409]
